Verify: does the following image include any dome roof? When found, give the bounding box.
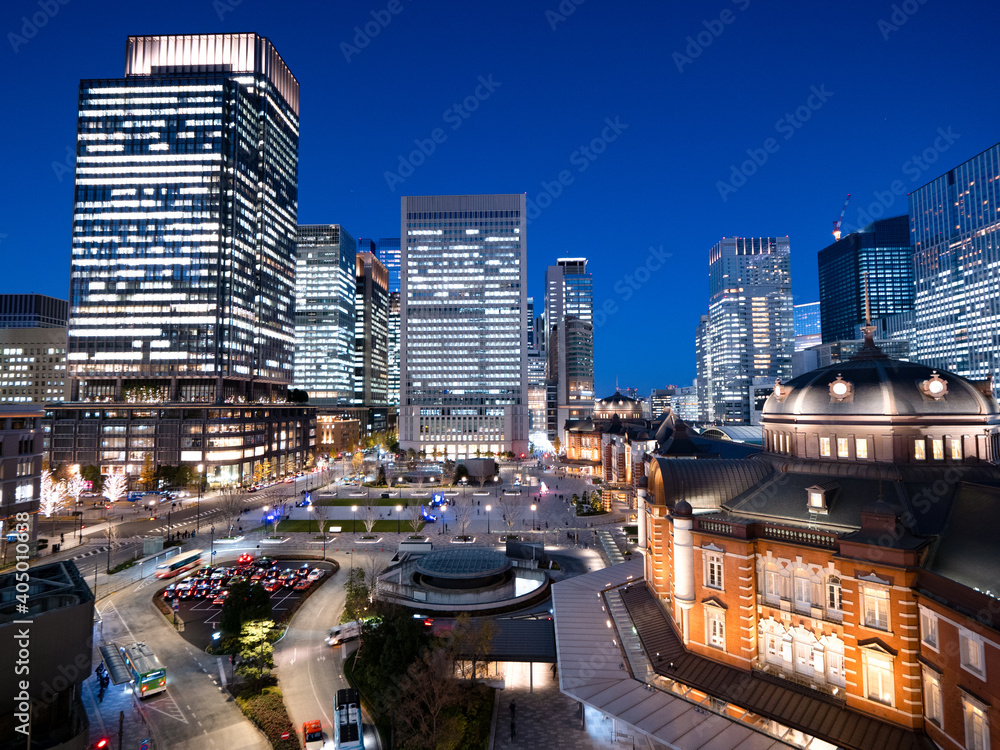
[763,347,998,420]
[597,391,641,406]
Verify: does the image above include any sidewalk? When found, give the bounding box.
[82,670,161,750]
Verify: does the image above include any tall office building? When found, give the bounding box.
[704,237,793,424]
[911,142,1000,378]
[0,295,69,404]
[359,237,402,407]
[649,387,674,418]
[817,215,913,344]
[354,252,389,407]
[53,33,313,484]
[695,314,711,423]
[793,301,821,351]
[294,225,357,403]
[545,258,595,443]
[399,194,528,458]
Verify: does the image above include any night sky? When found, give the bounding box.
[1,0,997,397]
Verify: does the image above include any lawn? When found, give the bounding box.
[274,519,424,533]
[314,497,433,507]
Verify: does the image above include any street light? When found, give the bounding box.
[196,463,204,532]
[210,525,216,561]
[352,505,358,536]
[263,505,270,535]
[486,504,491,535]
[531,503,537,532]
[396,504,403,534]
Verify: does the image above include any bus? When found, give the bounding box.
[334,688,364,749]
[120,642,167,698]
[154,549,203,579]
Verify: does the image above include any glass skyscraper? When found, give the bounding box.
[360,237,401,405]
[911,142,1000,378]
[704,237,792,424]
[545,258,594,442]
[294,225,357,404]
[399,194,528,458]
[354,252,389,407]
[817,215,913,344]
[793,301,822,352]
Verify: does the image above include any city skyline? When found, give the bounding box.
[2,0,999,395]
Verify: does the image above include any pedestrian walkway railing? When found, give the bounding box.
[596,529,626,566]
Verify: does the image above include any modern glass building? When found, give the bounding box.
[911,142,1000,378]
[55,33,313,484]
[0,295,67,328]
[704,237,793,424]
[793,301,821,352]
[294,225,357,404]
[359,238,401,405]
[817,215,913,344]
[545,258,594,442]
[354,251,389,407]
[399,194,528,458]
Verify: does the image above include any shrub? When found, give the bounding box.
[235,689,298,750]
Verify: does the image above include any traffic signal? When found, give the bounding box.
[94,739,110,749]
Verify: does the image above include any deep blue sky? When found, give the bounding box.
[1,0,997,397]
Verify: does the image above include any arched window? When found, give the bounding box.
[826,575,842,613]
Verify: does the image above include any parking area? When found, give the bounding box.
[158,558,336,650]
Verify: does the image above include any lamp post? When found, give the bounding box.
[196,463,204,532]
[352,505,358,536]
[486,504,491,535]
[210,525,216,561]
[531,503,537,533]
[395,504,403,534]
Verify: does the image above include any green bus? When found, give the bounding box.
[120,642,167,698]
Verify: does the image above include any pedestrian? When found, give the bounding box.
[509,699,516,718]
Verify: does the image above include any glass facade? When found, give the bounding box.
[817,215,913,344]
[68,34,299,402]
[545,258,594,442]
[911,142,1000,378]
[359,238,401,404]
[354,252,389,406]
[0,295,68,328]
[704,237,792,424]
[399,194,528,458]
[793,301,822,352]
[294,225,357,403]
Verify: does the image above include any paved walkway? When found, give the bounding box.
[492,664,669,750]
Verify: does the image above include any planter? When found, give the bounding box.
[357,536,382,544]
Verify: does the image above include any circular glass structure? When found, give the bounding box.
[415,548,513,590]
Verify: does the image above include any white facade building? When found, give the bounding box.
[399,194,528,458]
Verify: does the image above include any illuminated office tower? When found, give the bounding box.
[354,251,389,407]
[0,295,69,405]
[545,258,594,443]
[706,237,792,424]
[399,194,528,458]
[911,142,1000,378]
[54,33,312,484]
[361,237,402,405]
[793,302,822,351]
[294,225,357,403]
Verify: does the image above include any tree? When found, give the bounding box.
[251,463,266,485]
[343,567,368,624]
[449,613,496,684]
[352,451,364,474]
[221,579,272,633]
[140,453,156,490]
[361,549,387,604]
[497,494,525,533]
[217,487,246,537]
[553,436,562,455]
[360,504,379,536]
[375,464,387,487]
[261,459,274,480]
[591,491,604,513]
[67,473,86,507]
[81,464,103,493]
[452,494,474,538]
[395,647,465,749]
[39,470,68,535]
[104,520,122,573]
[103,471,127,505]
[236,620,276,681]
[305,452,315,469]
[453,464,469,485]
[407,503,423,535]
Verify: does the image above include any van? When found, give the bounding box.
[324,620,361,646]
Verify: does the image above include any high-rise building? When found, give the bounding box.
[911,142,1000,378]
[705,237,793,424]
[545,258,595,443]
[54,33,313,485]
[294,225,357,404]
[354,252,389,407]
[359,238,402,406]
[526,297,536,349]
[793,301,822,351]
[527,345,547,435]
[695,314,711,423]
[649,387,674,418]
[399,194,528,458]
[386,291,400,406]
[818,215,913,344]
[0,295,69,404]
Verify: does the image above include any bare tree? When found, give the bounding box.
[217,487,246,537]
[361,549,387,604]
[449,612,496,683]
[313,503,333,535]
[452,493,474,538]
[407,503,423,535]
[496,494,525,533]
[105,519,122,573]
[396,647,464,749]
[102,471,127,505]
[360,504,379,536]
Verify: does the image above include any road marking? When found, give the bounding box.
[144,693,188,723]
[289,647,296,665]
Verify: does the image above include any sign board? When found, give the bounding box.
[172,599,179,611]
[280,732,290,740]
[140,741,150,750]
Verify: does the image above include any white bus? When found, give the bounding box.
[154,549,203,579]
[334,688,364,749]
[120,642,167,698]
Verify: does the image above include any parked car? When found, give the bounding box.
[263,579,281,593]
[307,568,324,582]
[293,579,311,591]
[212,590,229,605]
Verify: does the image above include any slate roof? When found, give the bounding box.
[925,481,1000,597]
[463,618,556,662]
[650,456,773,511]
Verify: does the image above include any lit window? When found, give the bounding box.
[826,642,846,687]
[920,607,939,650]
[855,438,868,459]
[963,693,990,750]
[705,553,724,590]
[837,438,849,458]
[827,576,842,612]
[959,628,985,678]
[794,575,813,613]
[705,608,725,649]
[819,437,831,457]
[922,668,943,727]
[915,440,926,460]
[809,490,825,509]
[862,586,890,631]
[865,651,894,706]
[932,439,944,460]
[951,438,963,460]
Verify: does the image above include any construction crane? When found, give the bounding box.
[832,194,851,241]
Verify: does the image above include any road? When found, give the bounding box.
[274,556,383,750]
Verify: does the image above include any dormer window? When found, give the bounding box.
[920,372,948,400]
[829,375,853,403]
[806,482,838,513]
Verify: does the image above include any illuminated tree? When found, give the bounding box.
[140,453,156,490]
[102,471,127,505]
[39,470,67,535]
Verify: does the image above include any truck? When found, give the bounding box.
[325,620,361,647]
